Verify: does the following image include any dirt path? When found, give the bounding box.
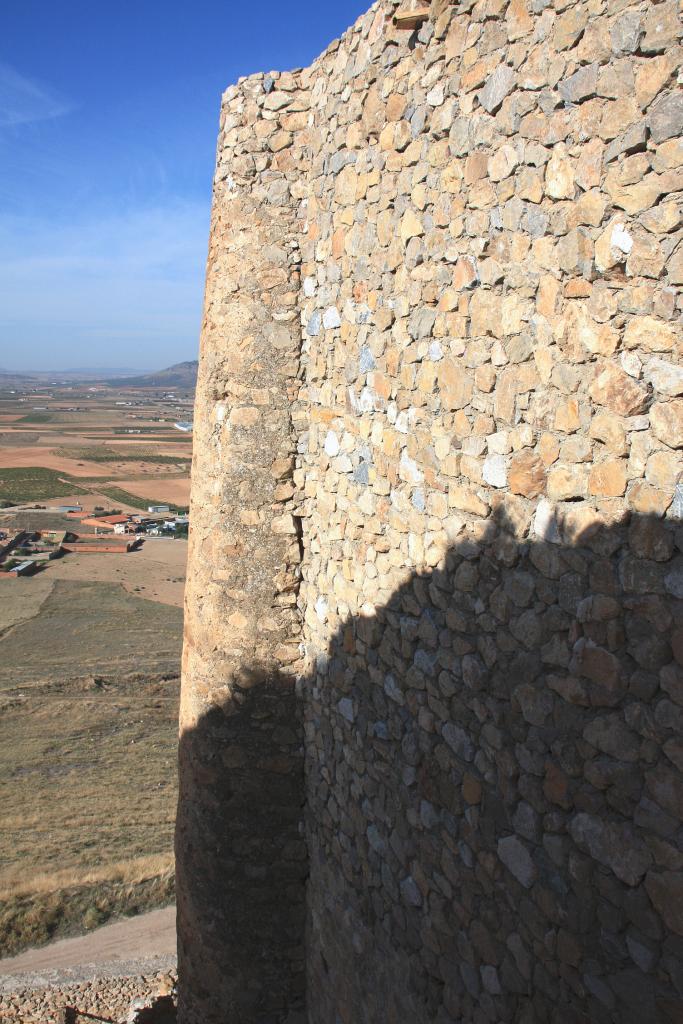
[0,906,176,978]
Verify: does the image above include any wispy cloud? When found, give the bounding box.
[0,61,72,127]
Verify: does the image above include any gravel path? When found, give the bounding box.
[0,906,176,983]
[0,907,177,1021]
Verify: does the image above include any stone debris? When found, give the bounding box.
[0,969,177,1023]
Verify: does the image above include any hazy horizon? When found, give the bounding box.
[0,1,368,371]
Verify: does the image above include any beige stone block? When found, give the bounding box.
[386,92,407,122]
[445,16,468,59]
[607,175,666,216]
[555,398,581,433]
[650,399,683,448]
[575,138,604,191]
[400,209,424,242]
[488,144,519,182]
[441,163,462,194]
[230,406,260,427]
[464,151,489,184]
[547,465,588,500]
[428,140,451,169]
[509,452,546,497]
[561,436,592,464]
[438,359,473,411]
[572,190,607,228]
[475,365,496,393]
[228,610,249,630]
[638,52,675,109]
[507,0,533,40]
[589,364,649,416]
[628,432,652,478]
[539,433,560,466]
[240,509,262,526]
[493,366,518,424]
[568,304,619,358]
[469,289,501,337]
[271,514,297,535]
[536,276,560,319]
[554,6,588,50]
[646,450,681,491]
[532,235,557,271]
[626,230,665,279]
[377,209,394,247]
[517,167,544,204]
[468,180,497,209]
[589,460,627,498]
[461,455,483,483]
[545,144,575,199]
[564,280,591,299]
[332,228,345,259]
[448,484,489,517]
[501,294,528,336]
[589,412,627,455]
[623,316,676,353]
[452,256,478,291]
[449,411,469,439]
[595,219,632,272]
[640,202,681,235]
[629,480,673,516]
[654,137,683,169]
[345,122,364,149]
[335,166,358,205]
[268,130,292,152]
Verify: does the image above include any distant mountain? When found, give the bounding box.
[109,361,198,389]
[0,367,147,382]
[63,367,148,376]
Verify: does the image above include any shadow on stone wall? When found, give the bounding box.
[176,504,682,1024]
[175,674,307,1024]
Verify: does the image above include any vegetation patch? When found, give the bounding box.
[98,485,188,512]
[17,412,54,424]
[0,862,174,956]
[0,467,87,504]
[55,447,190,465]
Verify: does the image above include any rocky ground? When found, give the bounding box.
[0,960,176,1022]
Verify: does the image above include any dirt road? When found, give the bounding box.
[0,906,176,977]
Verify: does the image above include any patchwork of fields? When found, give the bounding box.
[0,380,192,511]
[0,378,192,955]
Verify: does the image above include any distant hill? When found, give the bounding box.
[108,361,198,389]
[63,367,147,376]
[0,367,146,382]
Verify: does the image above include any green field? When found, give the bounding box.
[17,412,54,423]
[0,467,87,504]
[54,447,190,465]
[98,485,188,513]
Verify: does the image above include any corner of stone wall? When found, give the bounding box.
[176,66,313,1024]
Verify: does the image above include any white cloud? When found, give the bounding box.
[0,61,72,127]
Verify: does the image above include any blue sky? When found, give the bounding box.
[0,1,369,371]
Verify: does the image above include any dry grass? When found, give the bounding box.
[0,853,174,902]
[0,576,182,955]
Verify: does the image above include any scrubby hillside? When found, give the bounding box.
[108,362,198,389]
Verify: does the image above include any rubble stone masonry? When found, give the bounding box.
[177,0,683,1021]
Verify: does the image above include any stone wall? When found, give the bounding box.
[175,69,310,1023]
[178,0,683,1021]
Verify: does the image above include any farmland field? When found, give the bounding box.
[0,377,193,511]
[0,374,193,955]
